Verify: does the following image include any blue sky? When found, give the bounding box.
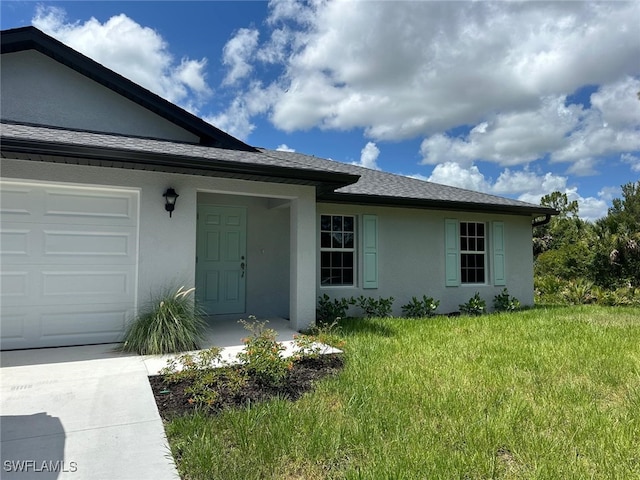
[2,1,639,221]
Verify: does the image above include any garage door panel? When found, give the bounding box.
[1,224,137,265]
[0,305,133,350]
[43,268,133,303]
[44,189,134,222]
[1,182,137,226]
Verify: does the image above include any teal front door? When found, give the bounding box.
[196,205,247,315]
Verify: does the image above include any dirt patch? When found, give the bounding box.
[149,354,344,420]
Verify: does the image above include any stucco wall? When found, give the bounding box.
[317,203,535,315]
[1,51,199,143]
[1,158,313,324]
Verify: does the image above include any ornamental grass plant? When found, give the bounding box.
[121,286,206,355]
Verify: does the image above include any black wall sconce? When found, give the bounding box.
[163,188,179,217]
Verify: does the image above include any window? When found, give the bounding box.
[446,219,505,287]
[320,215,355,286]
[460,221,486,284]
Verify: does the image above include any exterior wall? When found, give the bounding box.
[1,51,199,143]
[317,203,535,316]
[197,193,290,318]
[1,158,315,327]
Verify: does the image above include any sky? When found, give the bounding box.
[2,1,639,221]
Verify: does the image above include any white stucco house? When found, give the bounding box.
[0,27,555,350]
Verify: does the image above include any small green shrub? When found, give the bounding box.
[493,288,521,312]
[160,347,247,408]
[236,316,292,386]
[459,292,486,316]
[317,294,355,324]
[401,295,440,318]
[562,279,596,305]
[354,295,395,317]
[121,286,206,355]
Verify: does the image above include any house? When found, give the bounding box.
[0,27,555,350]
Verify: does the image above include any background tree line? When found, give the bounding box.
[533,181,640,305]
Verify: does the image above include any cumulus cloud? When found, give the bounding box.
[621,153,640,173]
[426,162,610,221]
[222,28,260,85]
[32,6,212,112]
[352,142,381,170]
[276,144,295,152]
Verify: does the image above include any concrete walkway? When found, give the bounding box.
[0,318,301,480]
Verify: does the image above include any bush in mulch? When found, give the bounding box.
[149,353,344,420]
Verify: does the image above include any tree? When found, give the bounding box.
[533,191,585,256]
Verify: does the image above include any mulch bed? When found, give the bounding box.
[149,354,344,420]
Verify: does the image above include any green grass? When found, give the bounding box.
[165,306,640,479]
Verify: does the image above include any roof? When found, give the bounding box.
[262,149,556,216]
[0,26,556,218]
[0,26,257,152]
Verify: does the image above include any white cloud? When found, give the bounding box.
[276,144,295,152]
[204,97,255,140]
[352,142,380,170]
[222,28,260,86]
[621,153,640,173]
[427,163,491,193]
[426,162,609,220]
[32,6,212,112]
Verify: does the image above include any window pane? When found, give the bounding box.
[321,215,331,231]
[321,232,331,248]
[344,233,354,248]
[478,238,485,251]
[332,233,343,248]
[477,223,485,236]
[343,268,354,284]
[321,251,331,266]
[460,238,468,251]
[332,216,343,231]
[321,269,331,285]
[331,252,343,267]
[468,223,476,236]
[468,238,476,251]
[343,252,354,268]
[343,216,354,232]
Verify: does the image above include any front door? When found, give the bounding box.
[196,205,247,315]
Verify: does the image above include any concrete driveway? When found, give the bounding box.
[0,344,180,480]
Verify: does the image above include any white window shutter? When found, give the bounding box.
[492,221,506,286]
[445,219,459,286]
[362,215,378,289]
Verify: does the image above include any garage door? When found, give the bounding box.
[1,180,138,350]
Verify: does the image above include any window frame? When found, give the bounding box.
[459,220,487,285]
[319,214,357,287]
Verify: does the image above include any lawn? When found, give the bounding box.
[164,306,640,479]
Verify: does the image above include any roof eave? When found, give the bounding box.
[0,138,360,189]
[319,192,557,217]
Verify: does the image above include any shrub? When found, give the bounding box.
[160,347,247,408]
[459,292,486,316]
[354,295,395,317]
[317,294,355,324]
[121,286,206,355]
[401,295,440,318]
[562,279,596,305]
[236,316,292,386]
[493,288,521,312]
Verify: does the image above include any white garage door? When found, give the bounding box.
[1,180,138,350]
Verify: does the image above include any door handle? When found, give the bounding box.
[240,262,245,278]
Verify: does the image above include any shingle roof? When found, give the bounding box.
[260,149,555,215]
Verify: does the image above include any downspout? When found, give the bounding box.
[532,214,552,227]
